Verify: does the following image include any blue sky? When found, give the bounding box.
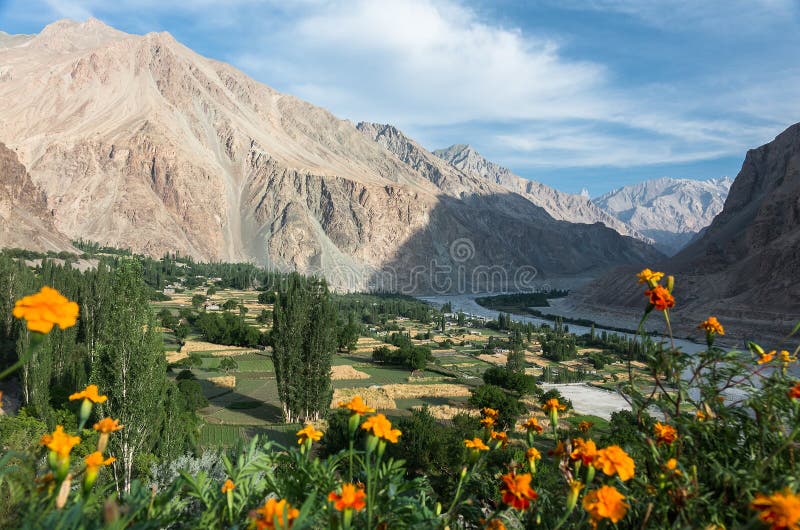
[1,0,799,196]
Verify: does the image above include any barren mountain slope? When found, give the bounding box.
[566,123,800,341]
[1,18,662,289]
[433,144,649,242]
[0,142,75,252]
[593,177,732,255]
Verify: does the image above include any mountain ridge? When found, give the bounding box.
[0,18,663,290]
[592,176,732,255]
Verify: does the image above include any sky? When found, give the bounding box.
[1,0,799,196]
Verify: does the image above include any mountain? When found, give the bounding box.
[0,18,662,290]
[432,144,651,242]
[565,123,800,341]
[592,177,733,255]
[0,142,75,252]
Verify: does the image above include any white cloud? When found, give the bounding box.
[2,0,798,171]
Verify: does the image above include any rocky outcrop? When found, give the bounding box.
[593,177,732,255]
[433,144,650,242]
[0,143,75,252]
[0,18,663,290]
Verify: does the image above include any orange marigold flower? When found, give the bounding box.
[595,445,635,481]
[338,396,375,415]
[663,458,682,476]
[654,422,678,445]
[221,479,235,493]
[549,440,566,458]
[465,438,490,451]
[490,430,509,448]
[480,416,496,428]
[583,485,629,527]
[570,437,598,466]
[636,269,664,286]
[84,451,115,472]
[521,417,543,433]
[542,398,566,414]
[695,409,709,421]
[758,351,776,364]
[645,285,675,311]
[251,498,300,530]
[789,382,800,400]
[578,420,594,433]
[481,407,499,419]
[328,483,367,512]
[12,286,79,334]
[500,471,538,510]
[42,425,80,457]
[93,417,123,433]
[296,424,323,444]
[698,316,724,336]
[484,519,506,530]
[750,488,800,530]
[360,413,401,443]
[69,384,107,404]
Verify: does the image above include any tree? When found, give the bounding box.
[468,384,523,429]
[272,275,336,423]
[174,323,189,346]
[92,260,168,493]
[219,357,238,374]
[191,294,206,309]
[337,313,360,352]
[222,299,239,311]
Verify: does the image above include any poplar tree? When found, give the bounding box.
[92,260,167,493]
[272,275,336,423]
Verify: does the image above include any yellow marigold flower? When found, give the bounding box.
[779,350,797,365]
[500,471,538,510]
[93,417,123,433]
[789,382,800,400]
[750,488,800,530]
[595,445,635,481]
[251,498,299,530]
[578,420,594,433]
[12,286,79,334]
[654,422,678,445]
[481,407,499,419]
[583,485,629,527]
[566,479,584,511]
[636,268,664,286]
[42,425,80,457]
[645,285,675,311]
[758,351,776,364]
[338,395,375,415]
[521,417,543,433]
[542,398,567,413]
[698,316,724,336]
[84,451,115,472]
[490,430,509,448]
[480,416,496,428]
[465,438,490,451]
[296,424,323,444]
[526,447,542,472]
[221,479,235,493]
[570,437,598,466]
[328,483,366,512]
[69,384,107,404]
[360,413,401,443]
